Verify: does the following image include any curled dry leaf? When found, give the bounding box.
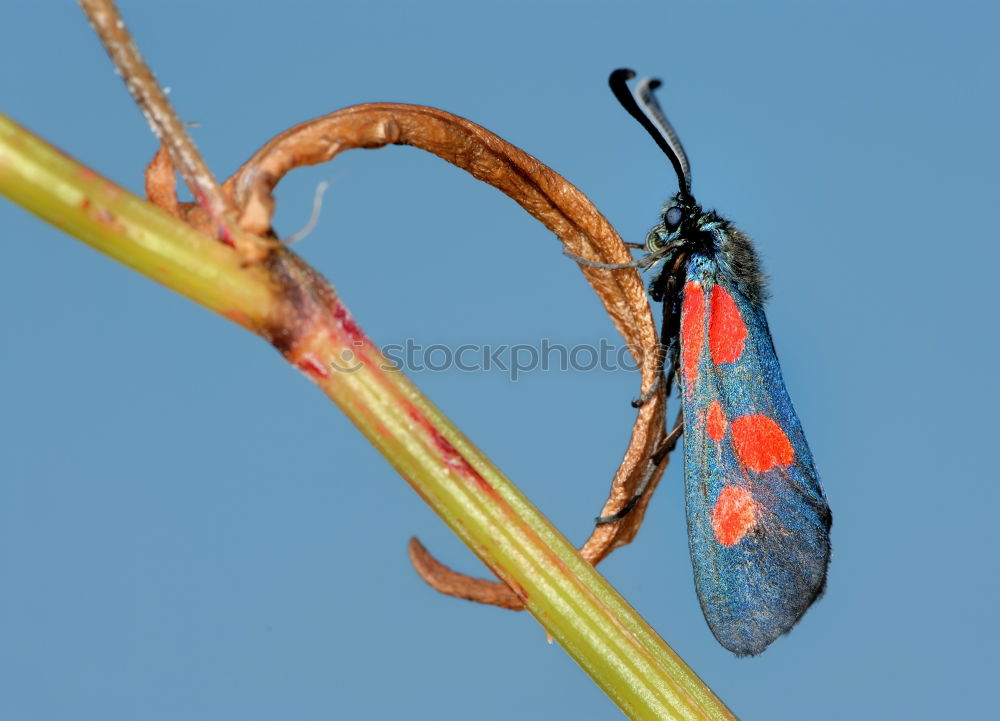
[144,145,217,238]
[144,145,180,217]
[407,537,527,610]
[154,102,672,609]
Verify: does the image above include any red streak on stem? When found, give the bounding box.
[331,302,369,346]
[404,403,496,498]
[222,309,251,327]
[85,205,124,234]
[296,354,330,379]
[188,186,235,247]
[216,223,235,248]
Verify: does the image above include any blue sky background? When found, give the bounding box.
[3,2,998,719]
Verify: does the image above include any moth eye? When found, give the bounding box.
[665,206,684,230]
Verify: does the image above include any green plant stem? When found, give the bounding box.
[0,113,736,721]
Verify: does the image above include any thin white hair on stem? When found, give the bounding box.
[285,180,330,244]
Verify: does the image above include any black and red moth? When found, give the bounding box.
[600,70,832,656]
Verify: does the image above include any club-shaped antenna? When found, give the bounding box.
[609,68,693,201]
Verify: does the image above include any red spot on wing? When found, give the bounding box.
[707,400,726,441]
[712,486,757,546]
[681,281,705,392]
[708,285,747,365]
[731,414,794,471]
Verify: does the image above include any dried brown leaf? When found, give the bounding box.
[220,103,671,609]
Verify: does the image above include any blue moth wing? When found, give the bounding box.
[678,252,831,656]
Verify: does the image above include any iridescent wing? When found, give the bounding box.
[678,258,831,656]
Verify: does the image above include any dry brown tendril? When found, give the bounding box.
[147,102,673,610]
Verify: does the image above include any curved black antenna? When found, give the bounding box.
[609,69,692,200]
[636,77,691,196]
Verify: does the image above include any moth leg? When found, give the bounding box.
[631,296,674,408]
[633,252,684,409]
[631,370,663,407]
[595,410,684,524]
[562,249,643,270]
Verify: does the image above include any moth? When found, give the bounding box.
[592,69,832,656]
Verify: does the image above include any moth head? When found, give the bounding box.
[645,192,699,254]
